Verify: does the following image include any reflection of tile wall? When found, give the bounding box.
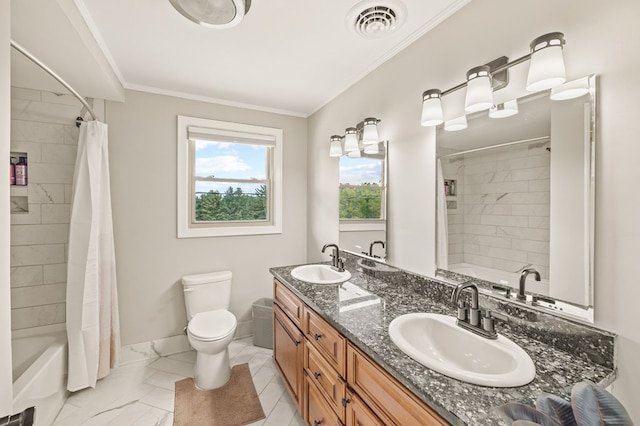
[10,87,81,330]
[442,142,550,278]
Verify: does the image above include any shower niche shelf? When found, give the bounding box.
[10,151,29,214]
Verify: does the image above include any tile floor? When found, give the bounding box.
[53,337,305,426]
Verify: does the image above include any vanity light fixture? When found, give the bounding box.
[526,32,566,92]
[344,127,359,152]
[329,117,382,157]
[363,142,379,154]
[550,76,590,100]
[464,66,494,113]
[329,135,344,157]
[421,89,444,126]
[444,115,468,132]
[489,100,519,118]
[420,32,568,129]
[362,117,381,145]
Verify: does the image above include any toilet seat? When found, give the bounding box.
[188,309,236,341]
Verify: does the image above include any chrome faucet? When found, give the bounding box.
[518,268,541,301]
[322,243,345,272]
[450,281,497,339]
[369,240,385,258]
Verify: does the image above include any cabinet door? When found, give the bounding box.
[274,304,304,410]
[346,343,449,426]
[305,373,342,426]
[345,390,384,426]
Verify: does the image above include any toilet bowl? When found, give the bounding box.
[186,309,237,390]
[182,271,237,390]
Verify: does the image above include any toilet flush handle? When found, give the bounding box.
[184,288,194,292]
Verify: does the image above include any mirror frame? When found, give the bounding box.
[434,75,596,323]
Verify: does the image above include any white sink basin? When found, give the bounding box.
[388,313,535,387]
[290,264,351,284]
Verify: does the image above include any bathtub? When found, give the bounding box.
[447,262,550,295]
[12,325,68,426]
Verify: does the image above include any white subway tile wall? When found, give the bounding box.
[9,87,82,331]
[443,141,550,277]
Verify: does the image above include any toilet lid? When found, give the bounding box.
[188,309,237,341]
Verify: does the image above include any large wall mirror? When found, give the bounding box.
[338,141,388,260]
[435,75,596,322]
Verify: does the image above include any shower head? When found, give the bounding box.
[169,0,252,29]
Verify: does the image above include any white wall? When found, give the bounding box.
[106,90,307,346]
[1,1,14,416]
[308,0,640,421]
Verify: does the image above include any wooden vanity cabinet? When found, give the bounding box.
[346,344,448,426]
[273,304,304,411]
[273,278,449,426]
[345,389,384,426]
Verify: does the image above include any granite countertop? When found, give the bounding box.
[269,255,616,426]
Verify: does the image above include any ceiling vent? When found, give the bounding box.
[346,0,407,39]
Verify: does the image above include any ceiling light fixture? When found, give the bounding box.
[420,32,568,129]
[169,0,251,29]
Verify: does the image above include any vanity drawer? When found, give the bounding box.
[304,307,346,376]
[304,339,346,421]
[274,279,304,327]
[305,373,342,426]
[346,343,448,426]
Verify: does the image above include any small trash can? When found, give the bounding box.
[252,298,274,349]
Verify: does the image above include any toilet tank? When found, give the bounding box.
[182,271,232,319]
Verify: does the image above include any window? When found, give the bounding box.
[339,146,386,231]
[177,115,282,237]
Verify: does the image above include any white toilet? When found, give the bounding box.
[182,271,237,390]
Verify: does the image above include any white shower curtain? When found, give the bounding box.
[66,121,120,392]
[436,159,449,269]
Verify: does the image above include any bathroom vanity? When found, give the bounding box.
[270,253,616,425]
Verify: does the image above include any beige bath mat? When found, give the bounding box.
[173,363,265,426]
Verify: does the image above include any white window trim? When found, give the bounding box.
[177,115,283,238]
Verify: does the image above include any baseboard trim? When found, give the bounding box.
[120,320,253,365]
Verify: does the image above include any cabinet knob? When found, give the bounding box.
[313,333,322,340]
[313,372,321,380]
[341,398,351,407]
[313,421,322,426]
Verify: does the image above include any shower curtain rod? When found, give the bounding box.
[438,136,550,159]
[10,39,97,121]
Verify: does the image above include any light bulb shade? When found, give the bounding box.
[421,89,444,126]
[344,127,359,152]
[329,135,343,157]
[444,115,467,132]
[363,142,379,154]
[362,117,379,145]
[526,32,566,91]
[347,146,361,157]
[550,76,590,100]
[464,66,494,113]
[489,100,519,118]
